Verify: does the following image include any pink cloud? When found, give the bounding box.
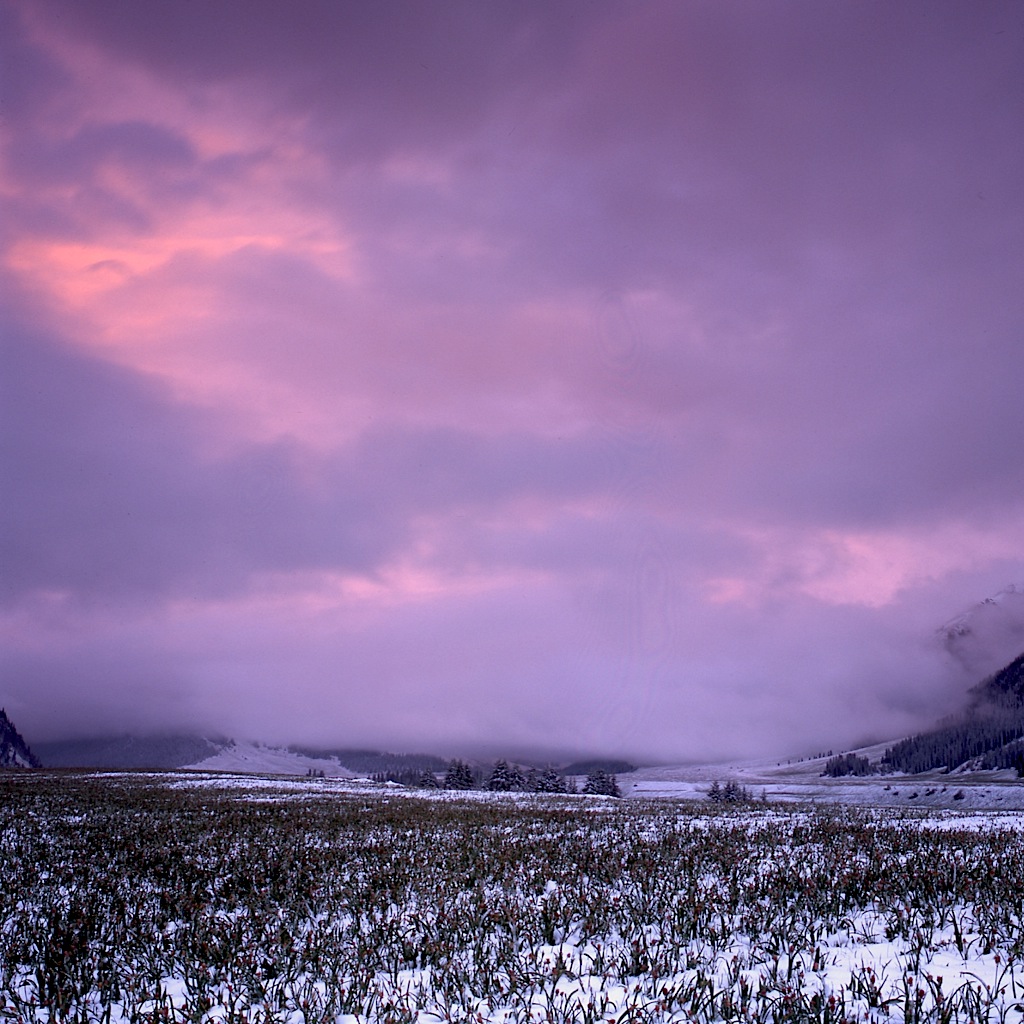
[3,1,1024,761]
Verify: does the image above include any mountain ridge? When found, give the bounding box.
[34,734,225,770]
[881,649,1024,775]
[32,733,635,779]
[0,709,41,768]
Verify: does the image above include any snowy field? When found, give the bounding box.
[2,771,1024,1023]
[622,746,1024,811]
[177,740,1024,811]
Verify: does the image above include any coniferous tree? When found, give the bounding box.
[822,753,876,777]
[583,768,620,797]
[714,780,752,804]
[444,759,475,790]
[487,759,514,791]
[418,769,440,788]
[533,765,564,793]
[880,650,1024,774]
[507,763,527,791]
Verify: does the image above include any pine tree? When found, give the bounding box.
[487,759,514,791]
[418,769,440,788]
[707,779,751,804]
[507,763,527,791]
[583,769,620,797]
[444,759,474,790]
[534,765,564,793]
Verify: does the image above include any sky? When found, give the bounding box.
[2,1,1023,764]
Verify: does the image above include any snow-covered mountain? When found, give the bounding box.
[183,740,356,777]
[0,709,40,768]
[939,584,1024,676]
[33,733,443,777]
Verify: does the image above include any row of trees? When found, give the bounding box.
[882,710,1024,774]
[706,780,760,804]
[822,752,877,777]
[388,758,622,797]
[880,651,1024,776]
[370,768,437,787]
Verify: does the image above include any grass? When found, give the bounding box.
[1,771,1023,1023]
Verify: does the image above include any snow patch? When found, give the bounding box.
[182,740,354,778]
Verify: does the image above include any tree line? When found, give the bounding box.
[822,752,876,777]
[706,780,761,804]
[882,709,1024,775]
[373,758,622,797]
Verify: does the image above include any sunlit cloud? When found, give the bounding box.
[3,0,1023,760]
[705,519,1024,611]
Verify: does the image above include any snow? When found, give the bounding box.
[181,739,355,777]
[939,583,1024,672]
[119,730,1024,813]
[5,770,1024,1024]
[621,748,1024,808]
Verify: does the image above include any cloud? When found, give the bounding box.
[3,1,1024,760]
[0,313,394,604]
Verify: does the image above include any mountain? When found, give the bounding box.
[968,648,1024,711]
[289,747,449,776]
[34,734,225,770]
[28,733,623,779]
[0,709,41,768]
[183,740,356,777]
[32,735,449,776]
[882,649,1024,775]
[560,758,636,777]
[938,584,1024,677]
[877,587,1024,776]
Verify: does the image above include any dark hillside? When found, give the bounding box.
[883,651,1024,774]
[35,734,222,769]
[0,710,40,768]
[290,747,449,776]
[968,650,1024,709]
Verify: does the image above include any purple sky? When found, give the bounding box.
[2,1,1024,762]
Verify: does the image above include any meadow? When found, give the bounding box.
[1,771,1023,1024]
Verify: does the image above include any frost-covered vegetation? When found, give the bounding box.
[2,772,1024,1023]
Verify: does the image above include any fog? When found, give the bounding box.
[3,1,1024,761]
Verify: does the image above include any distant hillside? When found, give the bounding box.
[35,734,224,769]
[289,747,449,776]
[968,649,1024,710]
[882,650,1024,775]
[29,734,631,778]
[0,709,40,768]
[560,758,636,777]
